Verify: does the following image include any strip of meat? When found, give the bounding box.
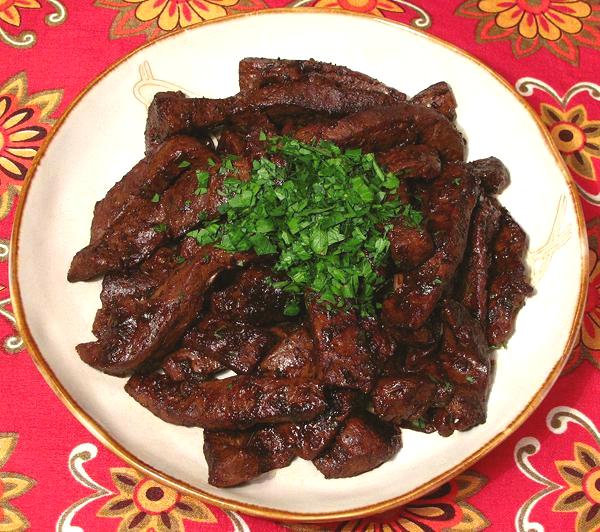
[377,145,442,180]
[145,77,400,151]
[313,412,401,478]
[371,375,436,424]
[211,266,295,326]
[382,163,479,329]
[467,157,510,195]
[203,386,356,487]
[411,82,457,122]
[238,58,406,101]
[295,103,465,161]
[90,136,211,244]
[183,316,276,374]
[486,210,533,345]
[203,423,298,488]
[68,152,223,282]
[432,299,490,436]
[162,348,224,382]
[274,388,358,461]
[258,326,317,379]
[203,430,263,487]
[307,297,376,393]
[454,196,502,322]
[360,317,396,369]
[125,373,326,430]
[77,247,249,375]
[387,220,434,272]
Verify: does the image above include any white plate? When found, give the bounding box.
[10,9,587,522]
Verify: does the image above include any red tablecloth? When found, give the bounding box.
[1,2,599,530]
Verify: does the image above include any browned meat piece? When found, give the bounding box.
[313,413,401,478]
[371,375,436,423]
[204,386,357,487]
[295,103,465,161]
[203,430,262,487]
[211,266,294,326]
[259,326,317,379]
[162,348,224,382]
[125,373,326,429]
[432,299,490,436]
[203,424,298,488]
[307,297,376,393]
[274,388,358,461]
[467,157,510,195]
[383,163,479,329]
[486,210,533,345]
[238,58,406,100]
[99,246,176,309]
[145,77,400,151]
[360,317,396,369]
[388,219,434,271]
[377,145,442,180]
[293,389,357,460]
[77,247,249,376]
[183,316,276,374]
[68,152,223,282]
[90,135,211,243]
[411,82,457,122]
[455,197,502,322]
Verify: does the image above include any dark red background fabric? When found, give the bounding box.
[1,1,599,530]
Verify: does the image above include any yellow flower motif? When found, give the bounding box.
[540,103,600,180]
[0,72,62,220]
[0,0,40,27]
[97,467,216,531]
[554,442,600,530]
[479,0,592,40]
[0,433,36,531]
[125,0,238,31]
[313,0,404,17]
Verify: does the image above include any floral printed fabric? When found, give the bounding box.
[0,2,599,531]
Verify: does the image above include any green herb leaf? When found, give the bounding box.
[153,223,168,233]
[151,193,160,203]
[178,160,191,168]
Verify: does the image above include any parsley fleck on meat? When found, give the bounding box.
[187,135,422,315]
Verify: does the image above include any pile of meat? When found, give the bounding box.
[68,58,533,487]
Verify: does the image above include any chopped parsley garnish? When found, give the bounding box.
[195,170,210,195]
[411,418,427,430]
[151,193,160,203]
[433,277,443,285]
[175,255,186,264]
[452,178,461,186]
[188,135,422,316]
[466,376,476,384]
[207,158,216,167]
[153,223,168,233]
[178,160,191,169]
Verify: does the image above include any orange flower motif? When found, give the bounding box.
[313,0,404,17]
[554,442,600,530]
[125,0,239,31]
[540,103,600,181]
[0,0,40,27]
[0,73,61,219]
[456,0,600,64]
[479,0,591,40]
[97,467,216,530]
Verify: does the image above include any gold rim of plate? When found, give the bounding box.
[8,8,589,523]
